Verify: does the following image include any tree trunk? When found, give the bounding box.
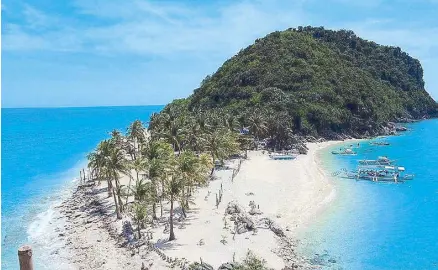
[125,174,134,206]
[137,221,141,239]
[152,203,157,220]
[169,194,175,241]
[210,155,216,176]
[112,185,122,219]
[114,177,124,212]
[160,179,164,217]
[160,198,163,217]
[181,205,186,218]
[107,179,113,197]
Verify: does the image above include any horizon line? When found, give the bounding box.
[1,104,166,110]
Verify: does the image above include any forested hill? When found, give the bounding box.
[163,26,438,139]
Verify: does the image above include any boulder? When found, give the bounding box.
[218,262,237,270]
[270,222,285,237]
[248,208,262,215]
[188,261,214,270]
[395,126,408,132]
[225,201,244,215]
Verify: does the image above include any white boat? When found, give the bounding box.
[331,148,356,155]
[344,165,414,182]
[358,156,394,165]
[269,153,297,160]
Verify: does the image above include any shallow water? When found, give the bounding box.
[300,119,438,270]
[1,106,162,270]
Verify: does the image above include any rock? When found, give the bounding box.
[218,262,237,270]
[395,126,408,132]
[122,221,135,243]
[225,201,244,215]
[236,224,248,234]
[188,261,214,270]
[248,208,262,215]
[271,222,285,237]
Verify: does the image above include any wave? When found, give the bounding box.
[2,159,88,270]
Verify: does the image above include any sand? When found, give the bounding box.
[57,141,344,269]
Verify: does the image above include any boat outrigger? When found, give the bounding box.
[344,165,414,182]
[370,141,390,146]
[269,152,297,160]
[332,156,414,183]
[358,156,394,166]
[331,148,356,155]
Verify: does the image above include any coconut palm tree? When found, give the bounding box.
[176,151,210,217]
[107,146,129,219]
[203,129,239,175]
[142,140,174,218]
[87,140,114,197]
[164,154,183,241]
[183,117,203,152]
[127,120,146,158]
[126,156,149,205]
[131,202,148,239]
[223,113,239,132]
[248,111,268,149]
[110,129,124,149]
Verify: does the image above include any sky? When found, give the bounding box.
[2,0,438,108]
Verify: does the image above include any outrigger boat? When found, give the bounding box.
[331,148,356,155]
[269,152,297,160]
[358,156,394,166]
[370,141,390,146]
[342,165,414,182]
[332,155,414,183]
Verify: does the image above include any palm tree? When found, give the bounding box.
[87,140,114,197]
[223,113,238,132]
[183,117,202,152]
[131,202,148,239]
[248,111,268,149]
[143,140,174,218]
[166,156,182,241]
[127,120,146,158]
[176,151,211,217]
[203,129,239,175]
[107,146,129,219]
[130,178,149,202]
[110,129,124,149]
[126,156,149,205]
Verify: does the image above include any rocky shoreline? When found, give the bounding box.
[57,183,170,269]
[57,181,317,270]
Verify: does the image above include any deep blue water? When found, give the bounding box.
[301,119,438,270]
[1,106,163,270]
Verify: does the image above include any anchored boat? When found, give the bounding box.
[370,141,390,146]
[269,152,297,160]
[345,165,414,182]
[331,148,356,155]
[358,156,394,166]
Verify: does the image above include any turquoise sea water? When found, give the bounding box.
[300,119,438,270]
[1,106,163,270]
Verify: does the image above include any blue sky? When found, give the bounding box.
[2,0,438,108]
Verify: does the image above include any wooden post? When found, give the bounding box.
[18,245,33,270]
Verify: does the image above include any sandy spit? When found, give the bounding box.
[55,141,348,269]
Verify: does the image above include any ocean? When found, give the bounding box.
[300,119,438,270]
[1,106,163,270]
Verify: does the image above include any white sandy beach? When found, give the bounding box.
[59,141,345,269]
